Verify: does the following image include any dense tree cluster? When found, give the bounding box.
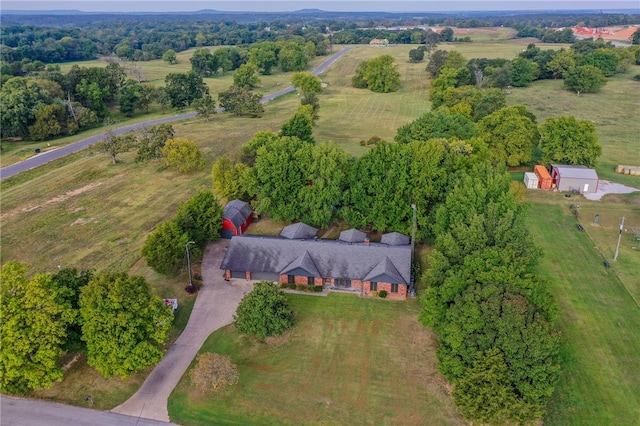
[419,163,560,424]
[352,54,401,93]
[0,262,169,392]
[141,190,222,275]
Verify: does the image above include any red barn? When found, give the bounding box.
[221,200,253,239]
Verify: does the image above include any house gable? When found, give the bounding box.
[363,257,406,284]
[281,251,321,277]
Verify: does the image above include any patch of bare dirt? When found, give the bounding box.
[0,182,103,221]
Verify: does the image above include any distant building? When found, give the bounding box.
[369,38,389,46]
[551,164,599,194]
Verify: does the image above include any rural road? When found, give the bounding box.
[0,47,351,180]
[0,395,177,426]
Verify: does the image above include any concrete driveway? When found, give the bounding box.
[111,239,253,422]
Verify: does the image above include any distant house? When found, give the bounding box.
[369,38,389,46]
[221,200,253,239]
[220,224,411,300]
[550,164,599,194]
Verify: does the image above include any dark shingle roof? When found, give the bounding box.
[220,236,411,285]
[279,222,318,239]
[222,200,252,229]
[363,257,406,283]
[381,232,410,246]
[281,251,321,277]
[339,228,367,243]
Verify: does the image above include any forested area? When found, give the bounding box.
[2,9,639,424]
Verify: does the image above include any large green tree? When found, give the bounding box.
[233,62,260,89]
[211,155,250,202]
[162,138,206,173]
[0,77,50,138]
[539,116,602,167]
[280,105,315,143]
[174,189,223,248]
[564,65,607,95]
[0,262,75,394]
[164,71,209,108]
[584,49,619,77]
[218,85,264,117]
[291,72,322,94]
[79,272,173,378]
[352,55,401,93]
[28,103,68,140]
[234,281,294,340]
[395,111,477,144]
[142,220,192,275]
[478,105,540,166]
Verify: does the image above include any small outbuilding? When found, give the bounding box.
[221,200,253,239]
[524,172,539,189]
[534,165,553,189]
[551,164,599,194]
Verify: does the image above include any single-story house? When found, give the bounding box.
[220,226,412,300]
[221,200,253,239]
[550,164,599,194]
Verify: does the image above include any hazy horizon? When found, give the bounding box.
[3,1,639,13]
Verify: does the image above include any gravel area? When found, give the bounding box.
[583,180,639,200]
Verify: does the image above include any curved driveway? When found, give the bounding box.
[0,47,351,180]
[111,240,253,422]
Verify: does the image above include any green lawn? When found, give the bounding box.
[168,293,464,426]
[525,191,640,425]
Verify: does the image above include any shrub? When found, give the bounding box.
[289,283,297,289]
[234,281,295,340]
[314,285,323,292]
[379,290,388,298]
[371,291,378,298]
[189,353,238,394]
[280,282,289,289]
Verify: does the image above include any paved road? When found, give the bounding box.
[0,47,351,180]
[111,240,253,422]
[0,395,177,426]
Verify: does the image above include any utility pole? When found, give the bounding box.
[613,216,625,261]
[410,204,417,296]
[185,241,195,290]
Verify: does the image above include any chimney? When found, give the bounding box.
[364,237,370,246]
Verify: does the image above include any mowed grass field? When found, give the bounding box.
[1,36,639,423]
[524,191,640,425]
[168,293,464,426]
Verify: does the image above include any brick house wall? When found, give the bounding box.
[227,271,407,299]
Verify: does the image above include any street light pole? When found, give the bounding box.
[185,241,195,291]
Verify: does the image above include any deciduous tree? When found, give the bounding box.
[0,262,75,394]
[478,105,540,166]
[79,272,173,378]
[218,85,264,117]
[211,155,250,201]
[564,65,607,95]
[233,62,260,89]
[352,55,401,93]
[174,190,223,248]
[234,281,294,340]
[291,72,322,94]
[162,138,205,172]
[540,116,602,167]
[395,110,477,143]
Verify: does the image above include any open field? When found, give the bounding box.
[168,293,464,426]
[525,190,640,425]
[507,68,640,185]
[1,40,639,422]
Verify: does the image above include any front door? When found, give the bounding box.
[336,278,351,288]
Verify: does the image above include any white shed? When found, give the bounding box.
[524,172,539,189]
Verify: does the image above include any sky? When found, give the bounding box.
[2,1,639,13]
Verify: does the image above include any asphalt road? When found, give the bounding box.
[0,47,351,180]
[0,396,177,426]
